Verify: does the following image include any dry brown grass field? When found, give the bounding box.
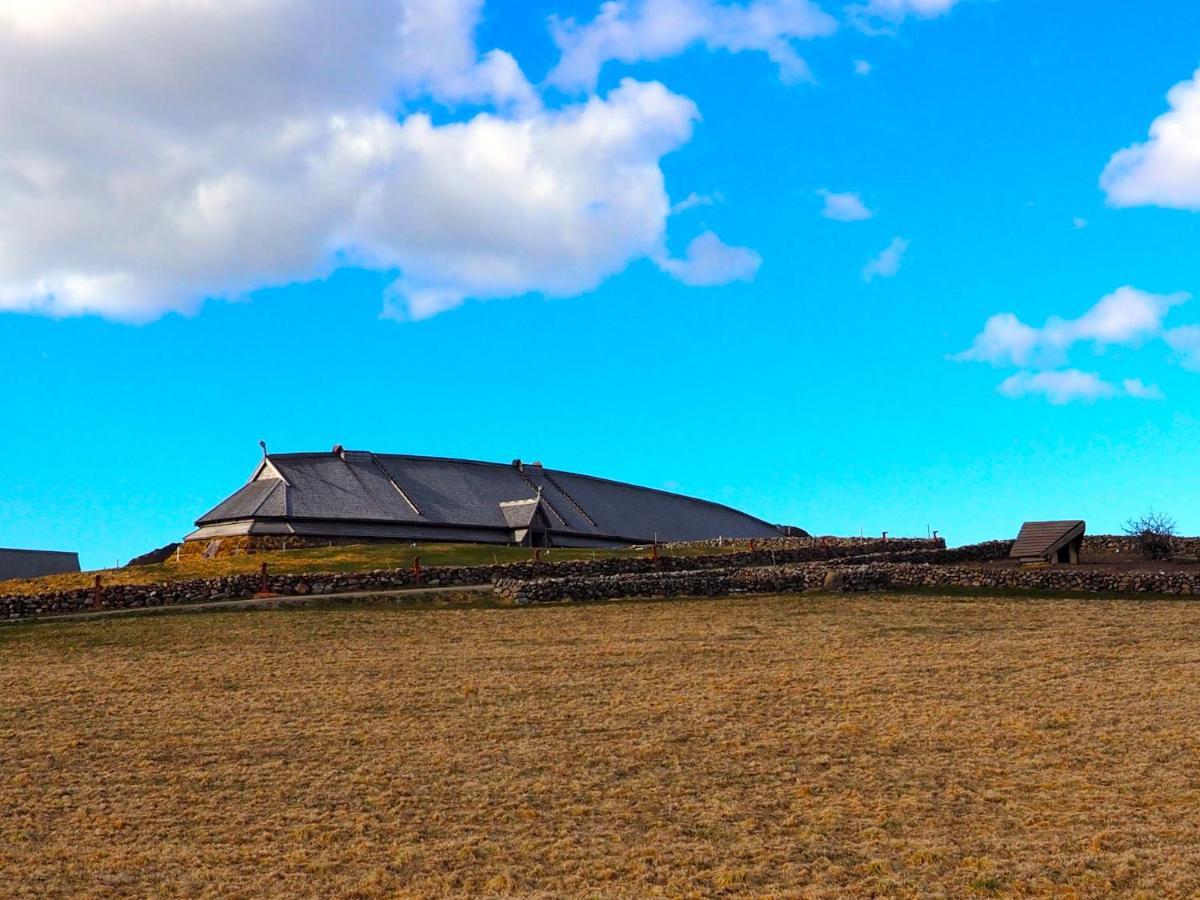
[3,594,1200,898]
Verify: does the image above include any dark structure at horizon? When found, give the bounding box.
[0,548,81,582]
[189,448,790,548]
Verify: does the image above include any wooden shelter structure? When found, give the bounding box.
[1010,520,1086,565]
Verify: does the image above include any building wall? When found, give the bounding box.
[0,549,80,582]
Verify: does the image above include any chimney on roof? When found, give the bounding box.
[511,458,522,470]
[530,460,543,468]
[332,444,345,459]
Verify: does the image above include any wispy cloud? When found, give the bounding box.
[862,237,909,281]
[818,189,873,222]
[954,287,1190,367]
[954,286,1193,403]
[853,59,872,75]
[996,371,1163,405]
[997,370,1117,404]
[671,192,721,215]
[851,0,971,30]
[1165,325,1200,370]
[1122,378,1164,400]
[658,231,762,287]
[548,0,837,92]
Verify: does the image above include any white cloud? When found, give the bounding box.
[1073,217,1088,229]
[1165,325,1200,370]
[996,371,1163,405]
[852,0,967,24]
[1102,68,1200,210]
[853,59,872,75]
[955,287,1190,367]
[954,313,1042,366]
[657,231,761,286]
[862,237,909,281]
[956,287,1192,404]
[818,188,872,221]
[671,191,721,214]
[997,370,1116,404]
[1122,378,1164,400]
[0,0,712,322]
[548,0,838,92]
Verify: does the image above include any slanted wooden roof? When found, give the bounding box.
[1010,520,1086,561]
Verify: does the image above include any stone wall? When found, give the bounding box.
[494,565,828,605]
[10,537,1200,621]
[663,536,944,552]
[2,542,955,619]
[823,540,1014,566]
[1082,535,1200,557]
[494,559,1200,605]
[847,562,1200,596]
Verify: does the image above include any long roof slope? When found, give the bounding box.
[195,450,783,544]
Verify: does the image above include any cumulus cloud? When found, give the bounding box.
[862,237,909,281]
[548,0,838,92]
[0,0,709,322]
[657,231,762,286]
[1102,68,1200,210]
[954,287,1190,367]
[818,189,872,221]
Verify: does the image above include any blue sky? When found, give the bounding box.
[4,0,1200,568]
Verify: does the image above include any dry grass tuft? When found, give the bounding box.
[4,594,1200,897]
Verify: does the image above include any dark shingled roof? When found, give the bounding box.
[1010,520,1086,561]
[192,450,784,546]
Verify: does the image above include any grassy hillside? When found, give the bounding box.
[0,542,711,597]
[4,594,1198,896]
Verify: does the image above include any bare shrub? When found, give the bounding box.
[1123,511,1177,560]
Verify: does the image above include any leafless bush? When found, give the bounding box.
[1123,511,1177,560]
